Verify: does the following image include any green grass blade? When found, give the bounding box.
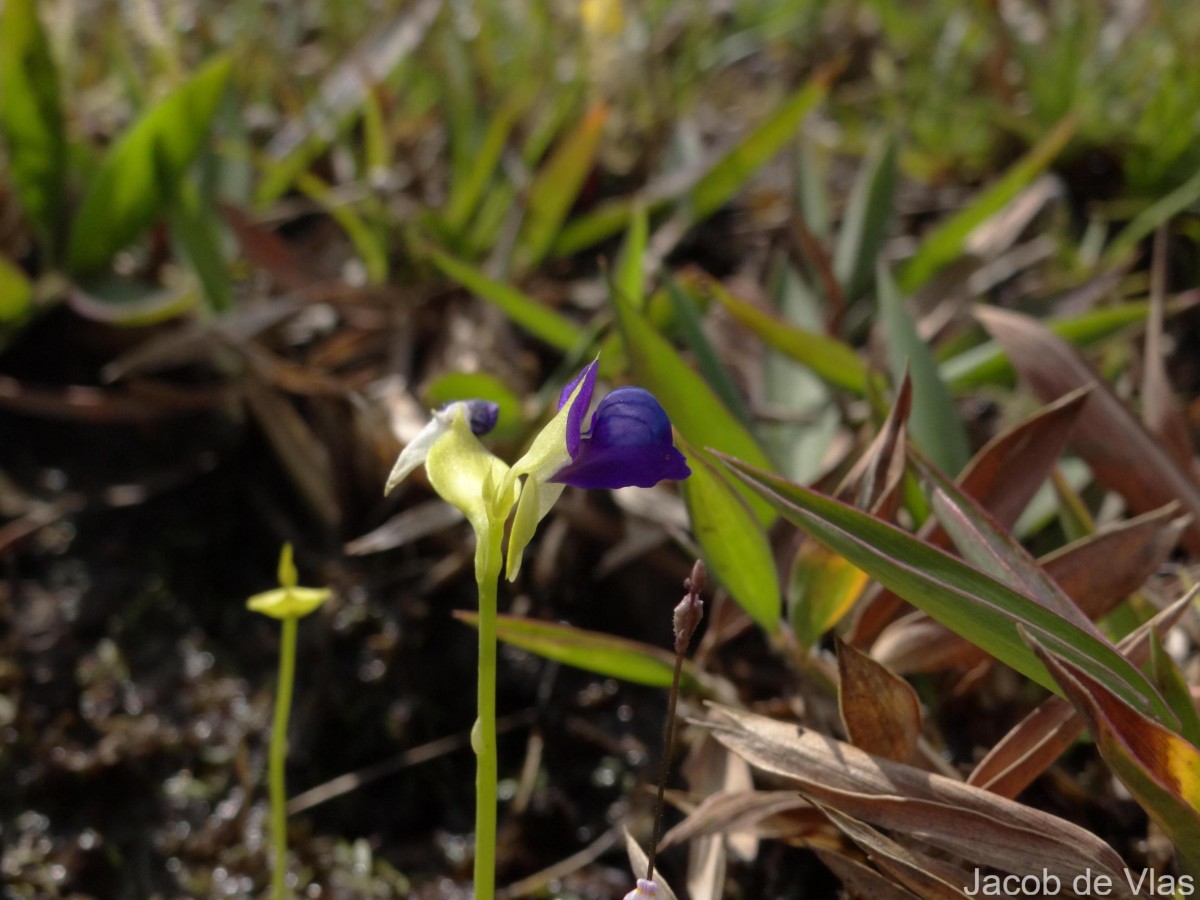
[762,265,838,484]
[0,0,66,257]
[67,56,233,274]
[795,137,831,241]
[441,91,526,238]
[877,265,969,474]
[295,171,388,284]
[718,454,1174,725]
[1104,166,1200,267]
[664,276,752,426]
[833,134,897,300]
[687,68,834,223]
[941,299,1192,391]
[0,255,34,326]
[454,611,709,692]
[515,103,608,271]
[614,204,648,311]
[424,244,584,350]
[167,179,233,313]
[1149,635,1200,750]
[678,436,781,634]
[551,197,644,259]
[703,275,869,395]
[897,116,1076,294]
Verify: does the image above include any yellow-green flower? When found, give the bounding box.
[246,544,330,620]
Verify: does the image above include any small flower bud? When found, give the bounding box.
[672,559,706,654]
[460,399,500,436]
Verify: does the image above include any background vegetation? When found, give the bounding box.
[3,0,1200,897]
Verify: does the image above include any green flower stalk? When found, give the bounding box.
[384,361,689,899]
[247,544,331,900]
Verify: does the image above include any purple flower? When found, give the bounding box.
[549,361,690,489]
[502,359,690,580]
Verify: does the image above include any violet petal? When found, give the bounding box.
[556,359,599,458]
[459,400,501,436]
[549,387,691,489]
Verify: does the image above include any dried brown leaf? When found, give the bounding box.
[222,204,322,291]
[837,373,912,515]
[837,638,921,763]
[658,790,823,849]
[703,705,1135,897]
[811,800,970,899]
[623,829,680,900]
[967,591,1193,798]
[814,848,924,900]
[849,388,1090,644]
[977,305,1200,554]
[0,374,230,422]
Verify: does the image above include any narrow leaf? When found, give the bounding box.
[836,638,921,764]
[874,505,1186,676]
[717,454,1173,723]
[812,802,969,900]
[762,265,838,483]
[516,102,608,270]
[897,115,1075,293]
[1149,635,1200,751]
[833,134,897,300]
[1027,631,1200,870]
[68,56,233,274]
[455,611,715,694]
[678,436,781,634]
[877,266,969,474]
[294,170,388,284]
[705,705,1135,894]
[1142,230,1196,473]
[969,593,1193,799]
[704,275,869,394]
[168,179,233,313]
[688,67,834,222]
[424,244,584,350]
[789,542,869,648]
[0,0,66,254]
[614,204,648,311]
[941,297,1196,392]
[1105,165,1200,267]
[920,457,1102,637]
[978,305,1200,554]
[664,276,752,426]
[441,90,527,237]
[849,388,1090,645]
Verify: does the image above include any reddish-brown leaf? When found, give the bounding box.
[837,638,922,763]
[812,800,970,899]
[968,592,1193,798]
[977,305,1200,554]
[815,849,923,900]
[871,505,1185,675]
[705,705,1135,896]
[1141,228,1196,475]
[849,388,1090,644]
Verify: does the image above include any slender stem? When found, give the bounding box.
[270,615,299,900]
[473,527,503,900]
[646,652,684,883]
